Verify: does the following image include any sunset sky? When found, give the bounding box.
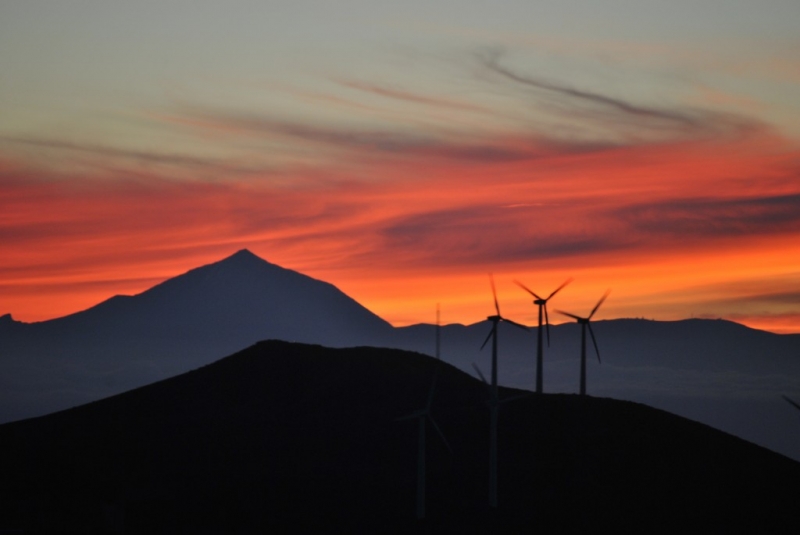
[2,1,799,333]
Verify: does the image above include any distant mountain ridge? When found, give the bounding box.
[1,250,799,463]
[391,316,800,461]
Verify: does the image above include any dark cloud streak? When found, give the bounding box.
[338,79,491,114]
[186,110,607,163]
[372,203,631,268]
[0,136,263,176]
[476,50,727,136]
[618,193,800,238]
[350,191,800,269]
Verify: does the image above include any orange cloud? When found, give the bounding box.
[2,62,799,331]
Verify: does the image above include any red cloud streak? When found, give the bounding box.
[1,123,799,333]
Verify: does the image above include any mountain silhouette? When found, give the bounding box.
[26,249,391,344]
[1,341,798,534]
[0,250,392,421]
[2,250,800,463]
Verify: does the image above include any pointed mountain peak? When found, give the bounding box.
[0,313,15,323]
[223,248,263,262]
[230,248,258,258]
[212,249,277,271]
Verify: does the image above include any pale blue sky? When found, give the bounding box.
[3,0,798,147]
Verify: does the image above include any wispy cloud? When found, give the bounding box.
[171,108,608,164]
[617,193,800,240]
[372,203,630,268]
[337,79,491,114]
[0,136,263,176]
[2,48,800,330]
[474,49,768,144]
[744,291,800,305]
[721,313,800,335]
[478,50,699,128]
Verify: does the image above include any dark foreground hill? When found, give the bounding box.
[1,341,798,534]
[3,250,800,465]
[0,249,393,422]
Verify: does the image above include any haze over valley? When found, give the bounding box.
[3,250,799,462]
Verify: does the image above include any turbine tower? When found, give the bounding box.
[556,290,610,396]
[514,278,573,394]
[396,366,451,519]
[476,274,528,508]
[436,303,441,361]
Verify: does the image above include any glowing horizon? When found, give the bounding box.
[2,1,799,333]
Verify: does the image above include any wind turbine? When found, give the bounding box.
[475,274,528,508]
[514,277,573,394]
[556,290,610,396]
[482,275,529,398]
[471,361,532,510]
[396,367,451,519]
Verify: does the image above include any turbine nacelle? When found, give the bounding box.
[480,276,529,351]
[514,277,572,352]
[395,364,452,519]
[555,289,610,395]
[396,366,451,450]
[479,273,530,509]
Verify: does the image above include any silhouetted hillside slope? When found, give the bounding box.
[2,250,799,462]
[11,249,391,346]
[1,341,797,534]
[0,250,393,420]
[393,318,800,460]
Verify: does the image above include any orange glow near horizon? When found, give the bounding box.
[4,3,800,338]
[2,118,799,333]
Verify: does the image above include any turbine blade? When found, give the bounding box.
[428,416,453,454]
[544,305,551,347]
[589,289,611,319]
[588,323,601,364]
[490,273,500,316]
[480,325,495,350]
[513,279,537,298]
[547,277,574,300]
[472,362,488,385]
[502,318,529,331]
[556,310,582,321]
[783,395,800,412]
